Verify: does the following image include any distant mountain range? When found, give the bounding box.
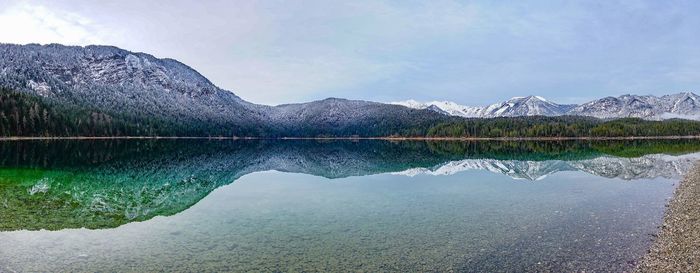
[392,93,700,120]
[1,43,699,137]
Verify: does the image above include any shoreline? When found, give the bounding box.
[1,135,700,141]
[635,161,700,272]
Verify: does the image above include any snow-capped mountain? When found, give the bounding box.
[395,93,700,120]
[567,92,700,120]
[0,43,265,126]
[391,100,483,117]
[393,96,576,118]
[663,92,700,115]
[481,96,576,117]
[568,94,660,119]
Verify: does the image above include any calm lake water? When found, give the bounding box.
[0,139,698,272]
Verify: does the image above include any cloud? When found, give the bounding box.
[0,2,102,45]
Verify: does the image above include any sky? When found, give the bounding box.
[0,0,699,106]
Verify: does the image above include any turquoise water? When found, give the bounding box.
[0,140,696,272]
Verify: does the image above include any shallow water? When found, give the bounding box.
[0,139,698,272]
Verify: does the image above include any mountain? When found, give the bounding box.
[0,44,260,114]
[480,96,576,117]
[0,43,270,135]
[0,43,450,137]
[396,93,700,120]
[568,94,662,119]
[568,92,700,120]
[662,92,700,116]
[270,98,450,136]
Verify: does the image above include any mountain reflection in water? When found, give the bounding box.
[0,139,698,231]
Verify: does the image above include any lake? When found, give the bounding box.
[0,139,698,272]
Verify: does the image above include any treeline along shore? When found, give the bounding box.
[4,88,700,138]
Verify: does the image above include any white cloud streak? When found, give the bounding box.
[0,2,102,45]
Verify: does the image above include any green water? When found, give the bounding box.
[0,139,697,272]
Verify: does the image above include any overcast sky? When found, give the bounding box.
[0,0,699,105]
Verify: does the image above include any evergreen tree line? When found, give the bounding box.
[425,116,700,138]
[0,88,158,136]
[0,88,266,137]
